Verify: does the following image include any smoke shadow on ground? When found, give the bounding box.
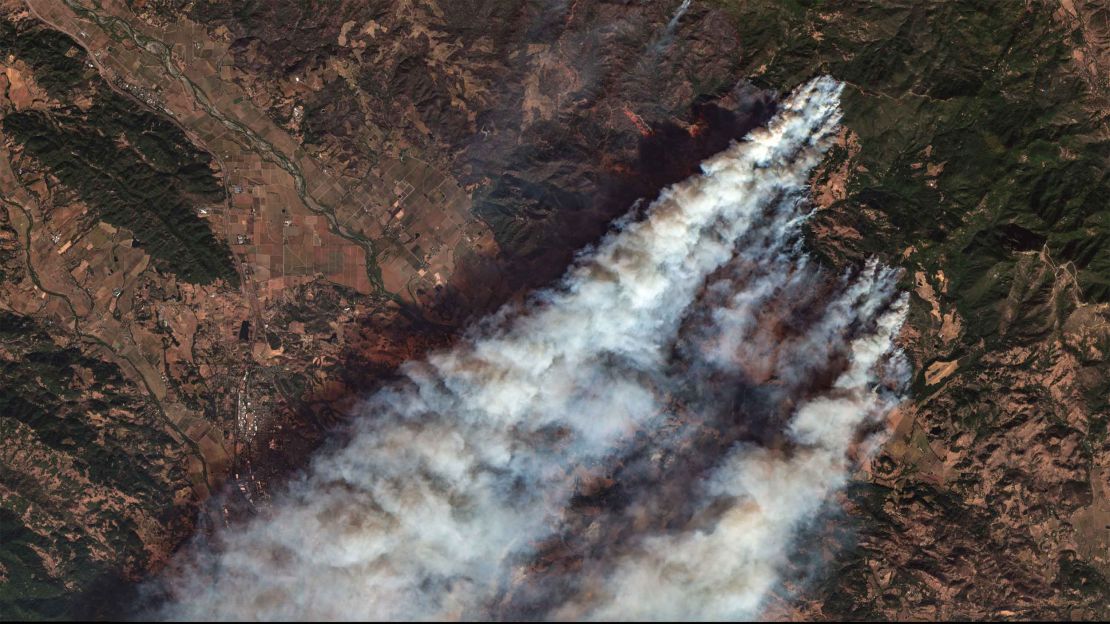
[243,83,782,507]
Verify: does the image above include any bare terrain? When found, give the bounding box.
[1,0,1107,619]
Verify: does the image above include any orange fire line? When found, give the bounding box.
[622,106,653,137]
[566,0,583,26]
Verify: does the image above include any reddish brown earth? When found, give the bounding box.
[1,0,1108,620]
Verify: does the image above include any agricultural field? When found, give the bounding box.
[0,0,1107,620]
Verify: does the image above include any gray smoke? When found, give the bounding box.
[650,0,694,55]
[155,76,908,621]
[665,0,693,34]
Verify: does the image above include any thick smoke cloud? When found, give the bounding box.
[154,76,908,621]
[555,271,908,620]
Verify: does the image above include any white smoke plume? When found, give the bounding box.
[650,0,694,55]
[154,76,908,621]
[666,0,693,33]
[554,273,908,620]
